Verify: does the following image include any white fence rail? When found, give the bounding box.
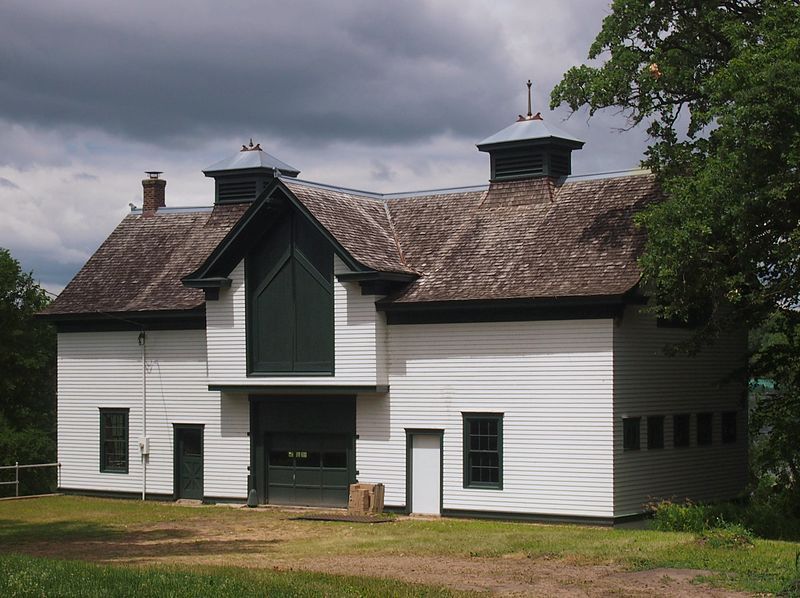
[0,462,61,497]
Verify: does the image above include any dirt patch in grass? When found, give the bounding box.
[7,522,748,596]
[0,500,757,596]
[280,555,747,597]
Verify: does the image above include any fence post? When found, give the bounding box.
[15,461,19,498]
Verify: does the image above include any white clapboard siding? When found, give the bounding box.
[613,306,748,516]
[57,330,250,499]
[357,319,616,518]
[206,257,386,386]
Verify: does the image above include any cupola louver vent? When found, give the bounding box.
[494,152,545,180]
[203,140,300,205]
[218,179,258,202]
[477,81,584,183]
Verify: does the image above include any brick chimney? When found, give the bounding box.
[142,171,166,214]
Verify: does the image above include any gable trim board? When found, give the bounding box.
[183,179,413,290]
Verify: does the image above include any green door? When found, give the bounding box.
[267,433,350,507]
[176,427,203,500]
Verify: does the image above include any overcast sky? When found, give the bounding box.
[0,0,651,294]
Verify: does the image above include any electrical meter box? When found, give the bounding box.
[138,437,150,455]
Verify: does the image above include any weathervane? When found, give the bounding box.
[517,80,543,122]
[241,138,262,152]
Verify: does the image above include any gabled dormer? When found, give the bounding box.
[203,140,300,204]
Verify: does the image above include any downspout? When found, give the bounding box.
[138,330,147,500]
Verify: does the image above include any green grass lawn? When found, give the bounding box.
[1,496,799,595]
[0,554,462,597]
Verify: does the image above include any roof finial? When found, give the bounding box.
[240,139,262,152]
[526,79,532,118]
[517,80,543,122]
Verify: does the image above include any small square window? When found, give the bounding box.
[623,417,641,451]
[697,412,713,446]
[722,411,737,444]
[673,414,690,448]
[647,416,665,449]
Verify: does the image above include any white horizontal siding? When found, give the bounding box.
[206,257,385,386]
[357,319,615,518]
[57,330,249,499]
[613,306,748,516]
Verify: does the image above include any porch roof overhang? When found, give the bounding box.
[209,384,389,395]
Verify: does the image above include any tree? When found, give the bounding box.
[551,1,800,493]
[0,248,56,494]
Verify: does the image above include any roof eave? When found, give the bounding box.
[477,137,585,153]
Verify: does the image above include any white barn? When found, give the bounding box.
[41,110,747,524]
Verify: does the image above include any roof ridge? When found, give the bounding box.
[283,169,650,201]
[382,201,414,272]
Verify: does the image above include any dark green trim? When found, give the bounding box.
[172,424,205,501]
[210,385,388,395]
[59,487,246,504]
[99,408,129,474]
[381,504,408,514]
[477,137,585,153]
[336,272,417,283]
[441,508,615,527]
[183,277,231,289]
[462,413,503,490]
[60,488,175,502]
[183,179,369,287]
[404,428,444,515]
[203,167,299,178]
[380,295,640,325]
[337,271,418,297]
[40,309,206,332]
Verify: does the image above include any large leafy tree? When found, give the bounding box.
[551,0,800,491]
[0,248,56,492]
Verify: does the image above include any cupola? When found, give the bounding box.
[203,140,300,204]
[477,81,584,181]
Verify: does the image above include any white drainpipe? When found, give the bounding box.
[139,331,147,500]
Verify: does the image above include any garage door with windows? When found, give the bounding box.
[251,397,355,507]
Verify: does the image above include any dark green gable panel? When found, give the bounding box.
[251,261,294,372]
[294,257,334,372]
[246,210,334,375]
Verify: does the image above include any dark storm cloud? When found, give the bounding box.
[0,0,517,146]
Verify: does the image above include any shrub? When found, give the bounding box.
[649,500,713,533]
[699,521,755,549]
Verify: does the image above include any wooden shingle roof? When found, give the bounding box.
[42,171,661,318]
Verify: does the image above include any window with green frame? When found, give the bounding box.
[623,417,641,451]
[462,413,503,489]
[100,408,129,473]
